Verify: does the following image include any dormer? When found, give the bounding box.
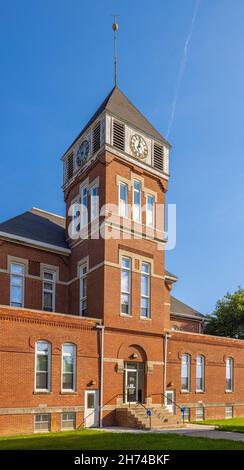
[61,87,171,189]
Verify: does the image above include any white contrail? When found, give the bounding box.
[166,0,201,139]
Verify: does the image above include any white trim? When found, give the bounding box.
[31,207,65,220]
[61,343,76,393]
[0,231,71,255]
[34,341,51,393]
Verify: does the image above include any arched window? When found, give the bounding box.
[181,354,190,392]
[196,355,205,392]
[35,341,51,392]
[226,358,233,392]
[62,343,76,392]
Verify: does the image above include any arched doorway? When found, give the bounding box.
[117,343,147,404]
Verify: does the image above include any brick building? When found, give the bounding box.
[0,87,243,435]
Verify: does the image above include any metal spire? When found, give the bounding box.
[112,15,119,87]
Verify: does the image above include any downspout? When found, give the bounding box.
[97,325,105,428]
[163,333,170,405]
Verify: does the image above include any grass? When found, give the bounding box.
[197,417,244,433]
[0,429,243,450]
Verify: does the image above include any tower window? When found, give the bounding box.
[121,257,131,316]
[80,263,87,316]
[133,180,142,222]
[140,262,151,318]
[119,182,128,217]
[113,120,125,151]
[146,194,155,227]
[92,121,101,154]
[66,154,74,181]
[153,144,164,172]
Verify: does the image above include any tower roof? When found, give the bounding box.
[62,86,169,158]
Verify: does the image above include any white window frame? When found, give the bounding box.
[181,354,190,392]
[119,181,128,218]
[61,412,76,430]
[225,406,233,419]
[196,355,205,392]
[226,357,233,392]
[35,341,51,392]
[120,257,132,316]
[34,414,51,432]
[79,263,87,316]
[146,194,155,227]
[71,201,80,237]
[133,179,142,222]
[90,184,99,221]
[61,343,76,392]
[80,184,88,228]
[10,262,25,307]
[42,269,56,312]
[196,407,204,421]
[140,262,151,319]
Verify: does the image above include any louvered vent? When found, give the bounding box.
[92,121,101,154]
[113,120,125,151]
[153,144,164,172]
[66,154,74,181]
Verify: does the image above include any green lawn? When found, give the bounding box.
[0,429,243,450]
[197,417,244,433]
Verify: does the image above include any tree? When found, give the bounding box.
[205,288,244,339]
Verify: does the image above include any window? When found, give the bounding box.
[113,120,125,151]
[119,182,128,218]
[34,414,51,432]
[184,407,190,422]
[35,341,51,392]
[225,406,233,419]
[71,201,80,236]
[43,270,56,312]
[146,194,155,227]
[153,144,164,172]
[62,344,76,392]
[181,354,190,391]
[140,262,151,318]
[121,257,131,315]
[10,263,25,307]
[226,357,233,392]
[92,121,101,154]
[133,180,141,222]
[90,185,99,221]
[80,264,87,316]
[81,185,88,228]
[66,154,74,181]
[61,412,76,430]
[196,407,204,421]
[196,355,204,392]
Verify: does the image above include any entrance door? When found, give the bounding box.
[165,391,175,413]
[84,390,99,427]
[125,362,144,404]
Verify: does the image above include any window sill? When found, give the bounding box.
[120,313,132,318]
[140,316,151,321]
[33,391,52,395]
[60,391,78,395]
[225,390,233,393]
[180,390,190,394]
[195,390,204,394]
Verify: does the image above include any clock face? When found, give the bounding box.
[76,140,89,167]
[130,134,148,159]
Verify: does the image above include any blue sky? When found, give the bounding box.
[0,0,243,314]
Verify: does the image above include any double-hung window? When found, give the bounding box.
[81,185,88,228]
[133,180,141,222]
[71,201,80,237]
[226,358,233,392]
[181,354,190,391]
[119,182,128,217]
[43,270,56,312]
[80,264,87,316]
[140,262,151,318]
[35,341,51,392]
[62,343,76,392]
[90,185,99,221]
[196,355,204,392]
[146,194,155,227]
[10,263,25,307]
[121,257,131,315]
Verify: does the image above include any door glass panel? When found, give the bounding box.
[87,393,95,409]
